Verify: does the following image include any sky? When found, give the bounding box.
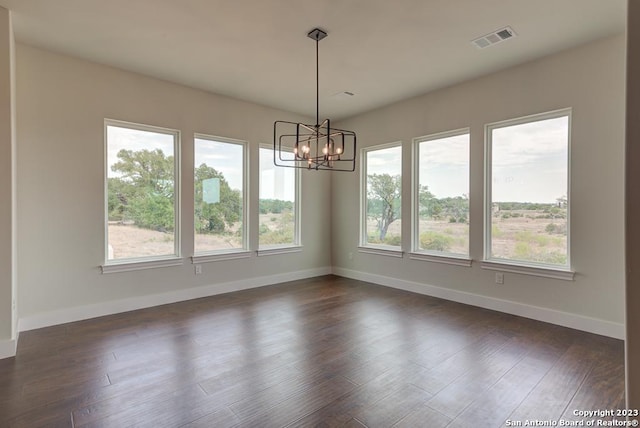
[366,145,402,176]
[259,147,295,201]
[491,115,568,203]
[419,133,469,199]
[373,115,568,203]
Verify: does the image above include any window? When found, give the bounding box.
[361,143,403,249]
[259,147,299,249]
[105,120,180,262]
[485,109,570,269]
[414,130,470,257]
[194,135,247,254]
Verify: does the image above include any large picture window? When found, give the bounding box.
[414,130,469,256]
[105,120,180,262]
[194,135,247,254]
[259,147,299,248]
[485,109,570,268]
[361,143,403,249]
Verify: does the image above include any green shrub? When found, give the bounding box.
[383,235,402,246]
[420,231,453,251]
[514,242,532,259]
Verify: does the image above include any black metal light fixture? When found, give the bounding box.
[274,28,356,171]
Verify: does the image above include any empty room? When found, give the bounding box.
[1,0,638,427]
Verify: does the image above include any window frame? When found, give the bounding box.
[359,141,404,255]
[411,128,471,265]
[257,145,302,254]
[102,119,182,273]
[483,108,574,279]
[192,133,250,261]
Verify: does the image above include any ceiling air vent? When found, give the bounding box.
[472,26,516,49]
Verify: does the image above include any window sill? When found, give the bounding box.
[192,250,252,263]
[101,256,184,274]
[480,260,575,281]
[358,246,404,258]
[257,245,303,257]
[409,252,472,267]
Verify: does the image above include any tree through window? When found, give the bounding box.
[105,121,179,261]
[362,144,402,248]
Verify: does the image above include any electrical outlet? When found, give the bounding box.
[348,252,353,260]
[195,264,202,275]
[495,272,504,284]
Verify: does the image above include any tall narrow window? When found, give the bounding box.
[486,109,570,268]
[194,135,247,254]
[259,147,299,248]
[105,120,179,262]
[414,130,470,256]
[361,143,403,249]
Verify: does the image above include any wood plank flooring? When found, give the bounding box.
[0,275,625,427]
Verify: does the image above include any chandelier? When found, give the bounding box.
[273,28,356,171]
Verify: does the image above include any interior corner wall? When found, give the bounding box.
[14,44,331,327]
[333,34,626,337]
[0,7,16,357]
[626,0,639,409]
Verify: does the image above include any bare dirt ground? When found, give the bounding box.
[109,210,565,262]
[108,224,175,259]
[368,210,566,260]
[491,212,566,260]
[108,224,239,259]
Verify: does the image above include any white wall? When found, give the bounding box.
[0,7,16,358]
[15,44,332,327]
[11,34,627,340]
[333,35,626,337]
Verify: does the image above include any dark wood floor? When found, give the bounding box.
[0,275,625,427]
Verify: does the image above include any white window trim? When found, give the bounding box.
[480,260,574,281]
[360,141,403,250]
[103,119,181,271]
[358,246,404,258]
[257,245,303,257]
[409,252,472,267]
[101,256,184,274]
[483,108,572,274]
[191,250,253,263]
[411,128,470,259]
[258,145,302,251]
[193,133,249,256]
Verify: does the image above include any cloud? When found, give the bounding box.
[491,116,568,167]
[419,133,469,166]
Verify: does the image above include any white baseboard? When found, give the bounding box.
[332,267,625,340]
[16,265,624,340]
[0,338,17,359]
[18,267,332,333]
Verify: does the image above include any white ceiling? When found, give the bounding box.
[0,0,626,120]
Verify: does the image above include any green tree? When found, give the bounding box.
[418,185,442,219]
[111,148,174,195]
[440,194,469,223]
[194,164,241,234]
[109,148,175,230]
[367,173,401,241]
